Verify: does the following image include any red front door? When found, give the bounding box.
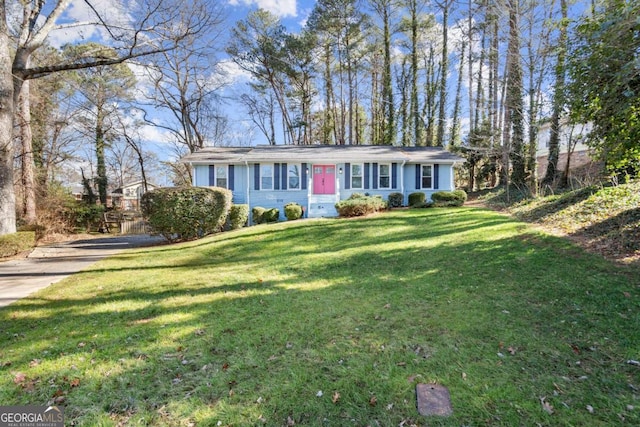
[312,165,336,194]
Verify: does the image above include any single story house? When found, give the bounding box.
[181,145,463,220]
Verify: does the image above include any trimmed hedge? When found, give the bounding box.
[141,186,232,242]
[388,192,404,208]
[228,204,249,230]
[252,207,267,224]
[284,202,303,220]
[431,190,467,207]
[335,194,387,217]
[0,232,36,258]
[263,208,280,223]
[408,192,426,207]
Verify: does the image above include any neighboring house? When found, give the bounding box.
[112,181,159,210]
[181,145,463,220]
[536,120,594,177]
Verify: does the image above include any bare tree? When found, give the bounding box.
[0,0,214,235]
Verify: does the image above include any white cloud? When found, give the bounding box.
[46,0,132,48]
[228,0,297,18]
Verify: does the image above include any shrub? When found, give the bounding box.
[431,190,468,207]
[228,204,249,230]
[408,192,426,207]
[65,202,106,232]
[0,232,36,258]
[284,202,303,220]
[335,194,387,217]
[388,192,404,208]
[263,208,280,223]
[252,207,267,224]
[141,186,232,242]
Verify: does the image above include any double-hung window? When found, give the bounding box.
[421,165,433,189]
[288,164,300,190]
[216,166,228,188]
[379,163,390,189]
[351,163,363,189]
[261,164,273,190]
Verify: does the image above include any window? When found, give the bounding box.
[421,165,433,189]
[379,163,390,189]
[288,164,300,190]
[351,163,363,189]
[261,164,273,190]
[216,166,227,188]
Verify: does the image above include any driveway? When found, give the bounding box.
[0,234,166,308]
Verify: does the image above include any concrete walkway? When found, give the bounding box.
[0,235,165,308]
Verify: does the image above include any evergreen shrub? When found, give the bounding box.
[228,204,249,230]
[408,192,426,207]
[388,192,404,208]
[252,207,267,224]
[263,208,280,223]
[431,190,468,206]
[335,194,387,217]
[284,202,303,220]
[141,186,232,242]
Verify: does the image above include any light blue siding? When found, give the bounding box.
[402,163,455,202]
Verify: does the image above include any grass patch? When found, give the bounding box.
[1,209,639,426]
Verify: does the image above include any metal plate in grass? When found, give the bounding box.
[416,383,453,417]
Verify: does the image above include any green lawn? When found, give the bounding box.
[1,208,639,426]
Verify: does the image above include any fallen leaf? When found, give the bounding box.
[287,416,295,426]
[369,396,377,407]
[194,329,205,336]
[316,390,323,397]
[228,389,235,397]
[624,292,631,298]
[570,344,581,355]
[332,391,340,404]
[540,397,554,414]
[69,378,80,388]
[77,342,86,348]
[29,359,40,368]
[383,303,391,309]
[13,372,26,385]
[586,405,594,413]
[222,363,229,371]
[508,346,517,355]
[462,372,467,381]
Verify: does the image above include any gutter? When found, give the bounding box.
[244,160,251,224]
[400,160,406,198]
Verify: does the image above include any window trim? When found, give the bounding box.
[378,163,391,189]
[421,164,433,190]
[260,164,274,190]
[350,163,364,189]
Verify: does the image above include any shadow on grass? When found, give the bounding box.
[1,208,639,425]
[513,186,599,222]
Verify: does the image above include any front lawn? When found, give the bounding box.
[1,208,639,426]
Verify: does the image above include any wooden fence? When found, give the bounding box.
[102,212,150,235]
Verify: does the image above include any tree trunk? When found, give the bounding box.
[18,80,37,224]
[436,0,449,147]
[0,4,16,235]
[381,4,394,145]
[543,0,567,187]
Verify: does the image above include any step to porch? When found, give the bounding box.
[307,195,339,218]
